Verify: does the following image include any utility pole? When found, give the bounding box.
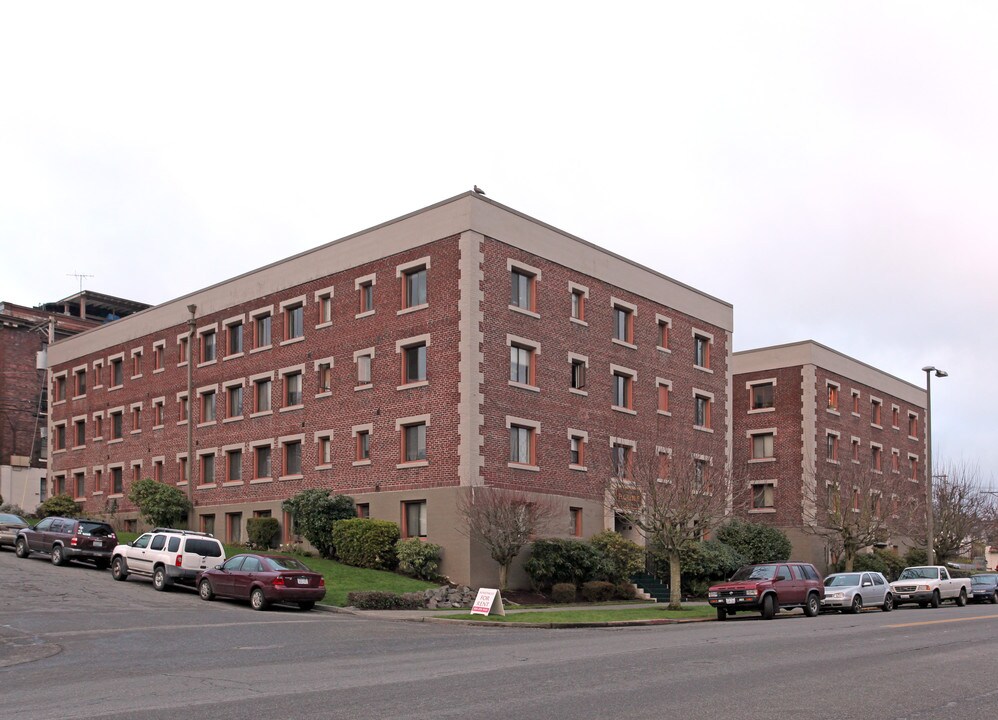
[186,304,197,529]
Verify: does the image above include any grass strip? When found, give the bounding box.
[435,605,716,623]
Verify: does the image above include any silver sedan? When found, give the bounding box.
[0,513,29,550]
[822,571,895,613]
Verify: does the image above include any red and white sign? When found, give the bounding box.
[471,588,505,616]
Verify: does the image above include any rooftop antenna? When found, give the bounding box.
[67,271,94,294]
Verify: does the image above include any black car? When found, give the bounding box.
[970,573,998,604]
[15,516,117,568]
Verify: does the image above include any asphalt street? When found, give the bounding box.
[2,548,998,720]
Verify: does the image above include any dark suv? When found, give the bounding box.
[708,562,824,620]
[15,516,117,569]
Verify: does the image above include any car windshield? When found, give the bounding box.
[78,522,113,536]
[730,565,777,581]
[825,574,861,587]
[898,567,939,580]
[265,556,310,571]
[971,575,997,585]
[0,513,26,524]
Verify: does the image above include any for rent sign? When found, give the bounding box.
[471,588,506,616]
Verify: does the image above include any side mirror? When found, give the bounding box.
[215,564,224,570]
[862,581,872,587]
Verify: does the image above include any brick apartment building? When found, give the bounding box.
[46,193,734,587]
[1,293,147,510]
[732,341,927,571]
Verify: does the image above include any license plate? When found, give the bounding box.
[297,578,309,585]
[901,594,910,599]
[725,598,735,604]
[93,541,102,548]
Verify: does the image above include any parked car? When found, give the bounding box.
[14,516,117,568]
[890,565,971,608]
[197,553,326,611]
[0,513,29,550]
[969,573,998,604]
[822,571,894,613]
[110,528,225,590]
[708,562,823,620]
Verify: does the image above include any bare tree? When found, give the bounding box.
[456,487,561,590]
[596,437,738,610]
[932,462,997,563]
[803,459,920,571]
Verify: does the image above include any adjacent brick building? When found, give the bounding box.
[46,192,734,586]
[732,341,927,571]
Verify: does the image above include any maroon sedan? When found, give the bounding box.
[196,553,326,611]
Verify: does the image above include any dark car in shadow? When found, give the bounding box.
[970,573,998,604]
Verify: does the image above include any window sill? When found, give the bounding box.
[250,410,273,418]
[108,438,124,445]
[891,425,900,431]
[569,388,588,397]
[852,460,861,464]
[152,424,164,431]
[224,352,245,361]
[851,412,861,418]
[94,436,104,442]
[52,400,67,406]
[612,405,637,415]
[694,425,714,433]
[177,362,189,368]
[570,317,588,327]
[352,459,372,467]
[280,336,305,347]
[222,416,243,424]
[315,321,333,330]
[871,423,883,430]
[72,444,86,450]
[279,405,304,413]
[908,435,918,441]
[279,474,304,481]
[197,360,217,368]
[249,478,273,484]
[612,338,637,350]
[508,462,540,472]
[748,508,776,514]
[314,391,333,400]
[197,421,217,428]
[153,368,164,374]
[108,385,123,392]
[130,430,142,435]
[222,481,244,487]
[92,490,104,496]
[397,303,428,316]
[355,309,376,320]
[197,483,217,490]
[398,380,429,391]
[315,464,332,471]
[177,481,189,487]
[249,345,272,355]
[748,407,775,414]
[508,304,540,319]
[72,394,86,401]
[93,384,105,389]
[108,493,124,499]
[74,495,86,502]
[657,410,672,417]
[569,464,588,472]
[397,460,429,469]
[131,374,143,381]
[694,364,713,374]
[656,346,671,354]
[354,383,373,392]
[508,381,540,393]
[826,459,840,465]
[748,457,776,464]
[51,448,66,454]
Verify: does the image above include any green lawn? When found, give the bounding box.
[436,605,716,623]
[114,531,435,606]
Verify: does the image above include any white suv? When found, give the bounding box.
[110,528,226,591]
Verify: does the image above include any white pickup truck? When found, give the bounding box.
[890,565,972,608]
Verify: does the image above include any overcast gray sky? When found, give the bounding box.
[1,2,995,484]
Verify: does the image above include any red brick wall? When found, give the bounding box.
[480,237,730,501]
[0,326,45,465]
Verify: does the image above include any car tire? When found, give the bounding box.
[804,593,820,617]
[111,556,128,581]
[14,538,29,558]
[298,601,316,611]
[992,591,998,605]
[51,545,67,566]
[250,588,268,611]
[716,607,727,621]
[153,567,170,591]
[956,588,967,607]
[882,594,894,612]
[850,595,863,614]
[95,559,109,570]
[930,590,941,609]
[198,579,215,601]
[761,594,776,620]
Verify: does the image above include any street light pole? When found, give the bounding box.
[922,365,948,566]
[186,304,197,530]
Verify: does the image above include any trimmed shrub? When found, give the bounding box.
[841,548,909,581]
[128,478,191,529]
[332,518,400,570]
[903,547,928,567]
[347,591,424,610]
[589,531,644,583]
[581,581,617,603]
[550,583,577,603]
[247,517,280,549]
[395,538,442,580]
[715,520,792,564]
[37,494,80,518]
[281,490,356,559]
[0,503,27,516]
[615,582,637,600]
[524,539,606,590]
[648,539,745,596]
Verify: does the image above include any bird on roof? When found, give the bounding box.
[473,185,486,195]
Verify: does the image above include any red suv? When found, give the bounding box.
[15,516,117,569]
[708,562,824,620]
